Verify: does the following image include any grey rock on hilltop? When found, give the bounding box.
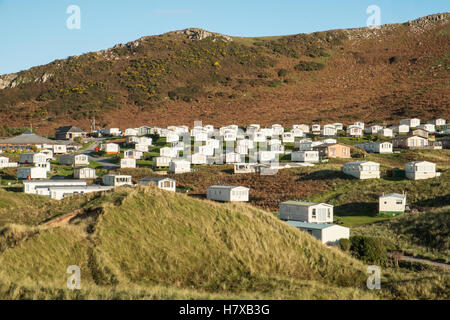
[172,28,233,42]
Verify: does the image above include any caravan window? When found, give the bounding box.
[312,209,317,219]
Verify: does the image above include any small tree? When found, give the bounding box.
[350,235,387,265]
[339,238,351,252]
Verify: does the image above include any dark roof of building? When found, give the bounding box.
[0,132,56,145]
[56,126,85,133]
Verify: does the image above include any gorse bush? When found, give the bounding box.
[350,236,387,265]
[294,61,325,71]
[339,238,351,252]
[277,69,290,77]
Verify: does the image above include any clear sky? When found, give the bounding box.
[0,0,448,74]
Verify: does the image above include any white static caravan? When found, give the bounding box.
[36,161,51,173]
[286,221,350,245]
[204,125,215,134]
[346,125,363,137]
[291,151,319,163]
[257,151,276,163]
[160,147,178,158]
[295,139,313,151]
[322,138,337,145]
[223,132,237,142]
[102,128,122,136]
[207,185,250,202]
[17,167,48,180]
[353,122,365,130]
[19,153,47,165]
[198,145,215,157]
[205,139,221,149]
[166,132,180,143]
[378,128,393,138]
[169,160,191,174]
[194,132,208,142]
[136,136,152,146]
[124,128,138,137]
[102,143,119,154]
[321,125,337,136]
[40,149,54,161]
[405,161,437,180]
[365,125,383,135]
[0,157,18,168]
[74,167,97,180]
[225,152,243,164]
[269,142,285,153]
[53,144,67,154]
[272,124,285,136]
[391,124,410,134]
[102,174,133,187]
[237,139,254,149]
[46,185,113,200]
[139,177,176,192]
[293,124,310,133]
[342,161,380,179]
[124,150,143,160]
[246,124,260,135]
[279,201,334,223]
[120,158,136,169]
[311,124,321,135]
[250,132,267,143]
[282,132,295,143]
[153,156,172,168]
[23,180,87,195]
[355,142,393,154]
[379,193,407,215]
[333,123,344,131]
[234,163,257,174]
[400,118,420,128]
[135,144,149,153]
[418,124,436,133]
[191,153,207,165]
[235,145,249,155]
[59,154,89,166]
[291,128,304,138]
[427,118,446,126]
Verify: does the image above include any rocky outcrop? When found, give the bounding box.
[172,28,233,42]
[0,72,53,90]
[406,13,449,26]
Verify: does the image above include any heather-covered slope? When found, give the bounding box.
[0,14,448,135]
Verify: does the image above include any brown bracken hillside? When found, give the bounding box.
[0,13,448,135]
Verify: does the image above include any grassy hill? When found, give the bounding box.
[353,206,450,263]
[0,14,449,134]
[0,187,447,300]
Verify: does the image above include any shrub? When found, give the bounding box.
[294,61,324,72]
[339,238,351,252]
[277,69,289,77]
[269,79,282,88]
[350,236,387,265]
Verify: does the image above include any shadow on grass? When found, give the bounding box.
[297,170,351,181]
[416,194,450,207]
[335,202,378,217]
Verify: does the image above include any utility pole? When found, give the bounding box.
[91,116,96,133]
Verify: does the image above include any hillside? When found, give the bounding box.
[0,13,449,135]
[0,187,374,299]
[353,206,450,263]
[0,187,447,300]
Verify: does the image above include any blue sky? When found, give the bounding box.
[0,0,448,74]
